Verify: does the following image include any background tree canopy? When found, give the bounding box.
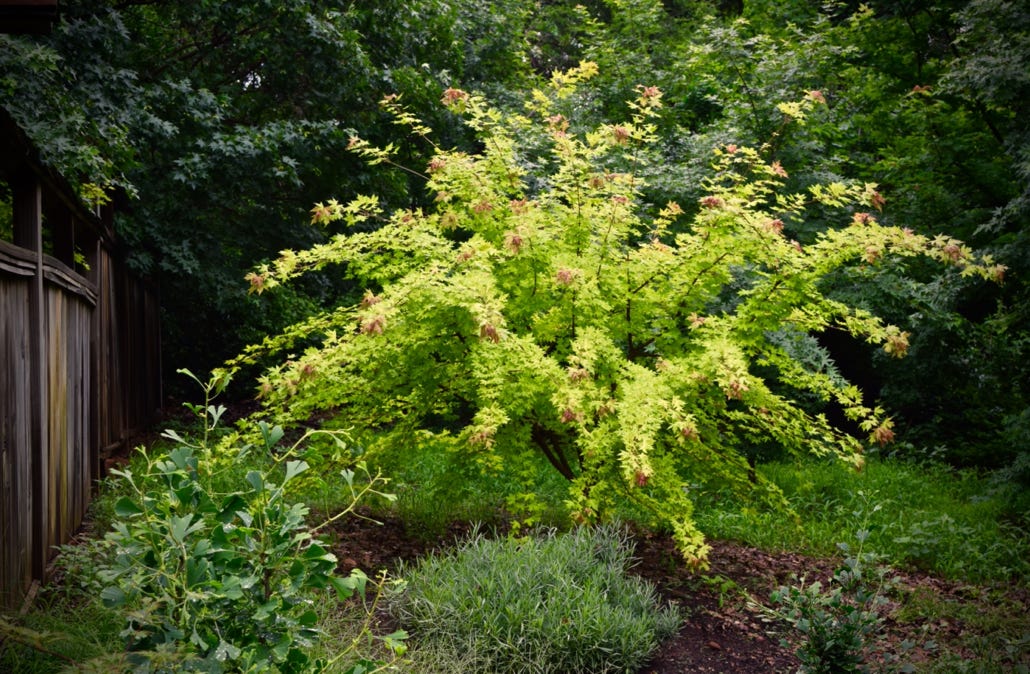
[1,0,1027,472]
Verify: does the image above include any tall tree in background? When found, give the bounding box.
[1,0,533,388]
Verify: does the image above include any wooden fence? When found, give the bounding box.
[0,109,161,610]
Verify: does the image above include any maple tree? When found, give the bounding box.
[224,67,1000,565]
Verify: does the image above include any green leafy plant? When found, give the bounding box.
[228,66,1001,567]
[97,370,406,673]
[769,546,893,673]
[767,500,912,674]
[389,523,679,674]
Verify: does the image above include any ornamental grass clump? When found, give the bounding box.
[389,524,680,674]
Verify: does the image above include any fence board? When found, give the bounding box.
[0,271,33,608]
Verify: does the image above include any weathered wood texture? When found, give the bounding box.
[1,112,161,609]
[0,253,33,607]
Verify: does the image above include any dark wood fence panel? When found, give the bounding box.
[1,117,161,609]
[0,233,160,612]
[0,249,35,608]
[92,245,161,463]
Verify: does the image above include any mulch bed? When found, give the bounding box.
[328,508,1029,673]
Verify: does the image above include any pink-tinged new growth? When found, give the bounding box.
[440,87,469,106]
[360,315,386,336]
[872,423,895,446]
[807,89,826,104]
[555,268,578,286]
[479,323,500,343]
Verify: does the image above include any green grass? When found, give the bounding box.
[308,432,575,539]
[0,595,123,673]
[314,439,1028,584]
[694,457,1030,583]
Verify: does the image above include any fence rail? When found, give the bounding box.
[0,110,161,610]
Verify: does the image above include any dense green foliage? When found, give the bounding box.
[390,525,679,674]
[1,0,514,383]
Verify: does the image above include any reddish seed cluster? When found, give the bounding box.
[870,191,886,211]
[468,430,493,447]
[726,379,748,400]
[440,212,459,229]
[246,272,266,293]
[509,199,529,214]
[505,232,524,254]
[441,87,469,106]
[638,85,662,101]
[360,291,382,308]
[872,424,895,446]
[568,367,591,382]
[361,315,386,336]
[885,330,909,356]
[547,114,569,137]
[479,323,500,343]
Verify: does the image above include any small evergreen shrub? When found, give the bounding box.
[389,524,680,674]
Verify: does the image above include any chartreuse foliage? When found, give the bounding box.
[226,66,1000,567]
